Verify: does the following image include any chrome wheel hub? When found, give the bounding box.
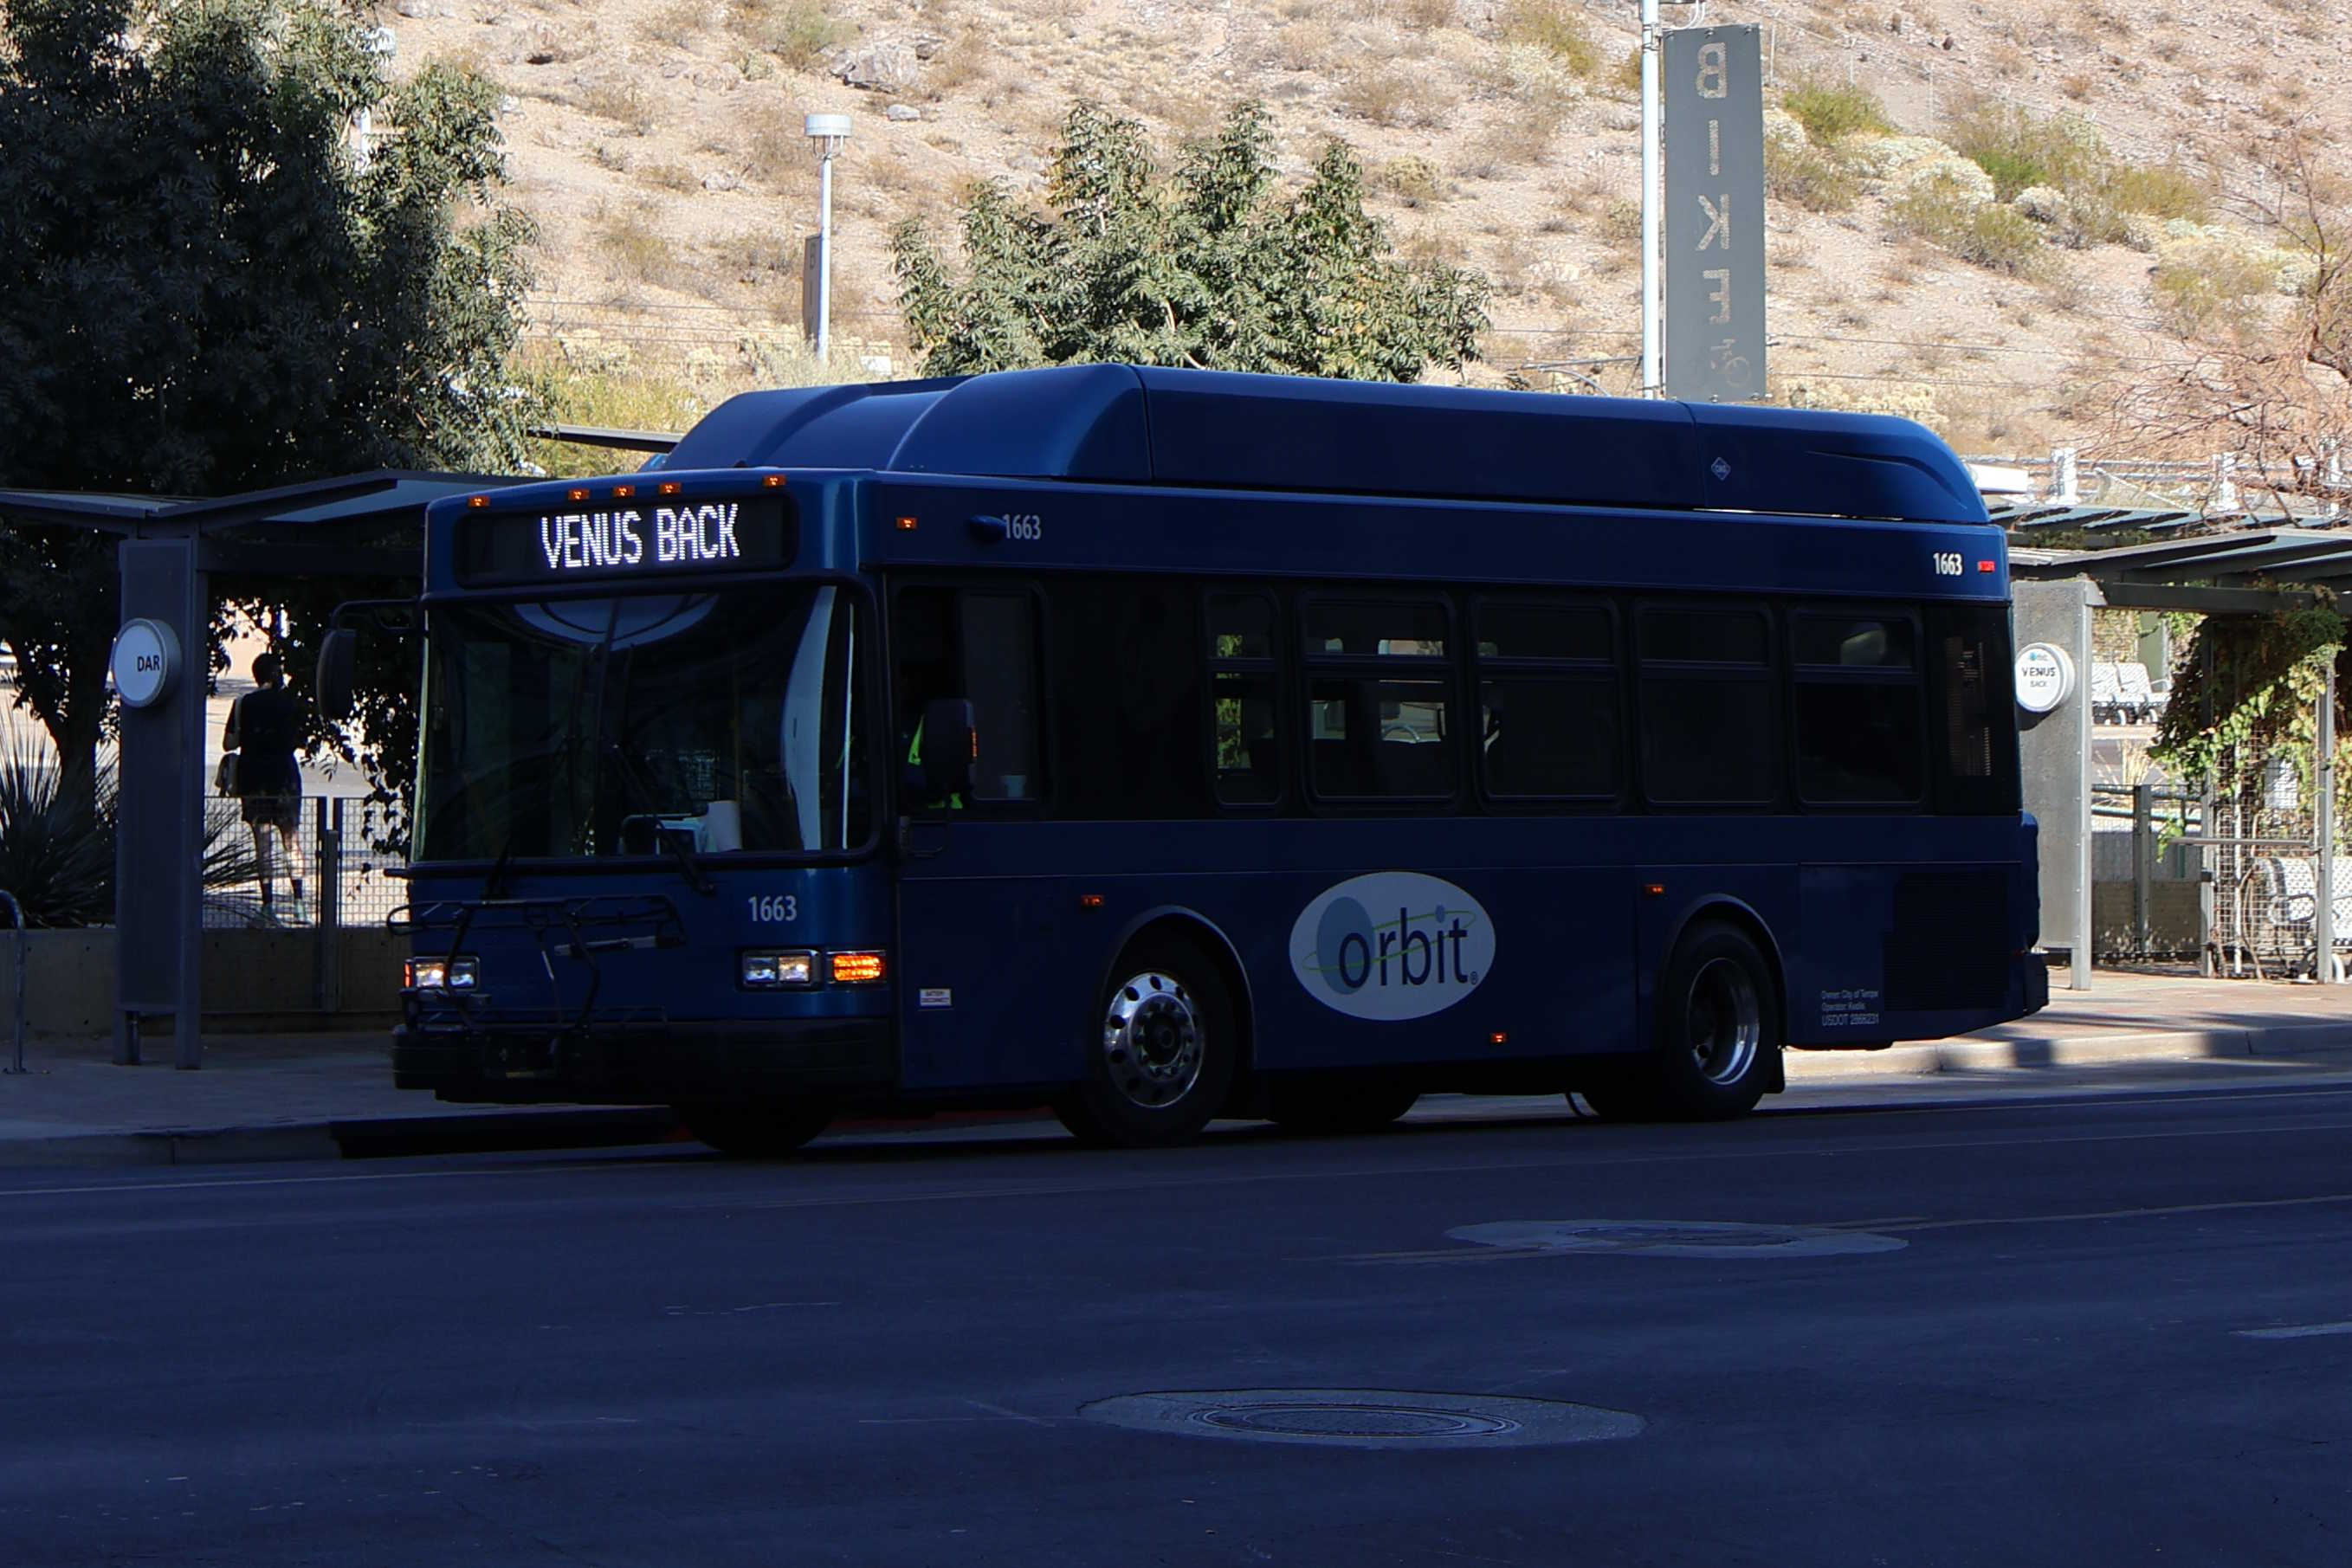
[1102,971,1204,1110]
[1685,958,1761,1086]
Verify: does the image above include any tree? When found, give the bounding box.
[891,100,1492,383]
[2094,117,2349,510]
[0,0,538,820]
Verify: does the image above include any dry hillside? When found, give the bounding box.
[375,0,2351,460]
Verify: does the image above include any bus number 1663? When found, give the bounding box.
[1931,552,1963,577]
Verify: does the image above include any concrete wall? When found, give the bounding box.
[0,927,406,1037]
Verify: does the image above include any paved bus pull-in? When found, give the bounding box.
[327,365,2043,1155]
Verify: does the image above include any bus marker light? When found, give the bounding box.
[1643,883,1665,897]
[1489,1031,1509,1046]
[831,951,888,985]
[763,474,786,487]
[567,487,589,502]
[1079,894,1104,909]
[612,483,635,498]
[1977,560,1996,572]
[658,481,682,495]
[466,494,489,508]
[896,516,919,531]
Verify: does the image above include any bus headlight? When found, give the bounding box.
[741,950,817,988]
[405,956,480,990]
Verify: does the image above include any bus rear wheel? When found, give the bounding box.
[1582,921,1780,1122]
[1265,1080,1420,1137]
[676,1099,835,1158]
[1056,936,1238,1149]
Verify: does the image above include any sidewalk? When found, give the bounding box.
[1,971,2346,1167]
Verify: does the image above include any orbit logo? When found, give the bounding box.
[1289,873,1496,1021]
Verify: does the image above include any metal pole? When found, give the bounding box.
[2199,773,2217,977]
[2133,782,2154,959]
[1639,0,1662,397]
[2317,654,2338,983]
[816,149,836,365]
[1,891,23,1074]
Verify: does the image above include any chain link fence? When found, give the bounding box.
[200,792,408,933]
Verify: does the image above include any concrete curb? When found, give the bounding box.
[1790,1021,2352,1080]
[7,1023,2350,1168]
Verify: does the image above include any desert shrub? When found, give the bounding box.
[1781,77,1892,144]
[2111,160,2209,221]
[1765,139,1859,213]
[732,0,849,70]
[1891,177,2046,274]
[1497,1,1599,76]
[1375,156,1446,206]
[1944,101,2103,200]
[2152,247,2281,339]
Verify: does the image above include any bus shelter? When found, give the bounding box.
[0,472,524,1068]
[2011,527,2350,989]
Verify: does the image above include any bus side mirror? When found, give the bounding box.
[921,698,976,799]
[317,629,358,723]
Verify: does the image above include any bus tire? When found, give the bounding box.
[1056,935,1238,1149]
[676,1099,835,1158]
[1592,921,1780,1122]
[1265,1081,1420,1136]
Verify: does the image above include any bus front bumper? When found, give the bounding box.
[393,1010,894,1105]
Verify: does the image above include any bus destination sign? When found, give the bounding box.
[455,494,795,585]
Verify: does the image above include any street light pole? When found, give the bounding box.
[1639,0,1662,397]
[804,113,853,365]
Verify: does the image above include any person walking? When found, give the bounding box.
[223,651,304,914]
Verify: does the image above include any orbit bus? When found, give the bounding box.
[343,365,2045,1153]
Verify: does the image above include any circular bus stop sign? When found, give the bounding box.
[110,617,181,710]
[2013,642,2074,714]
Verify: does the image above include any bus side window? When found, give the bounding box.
[1637,605,1775,807]
[1208,593,1281,806]
[1301,597,1456,803]
[960,591,1044,803]
[1473,598,1619,803]
[1790,612,1923,808]
[1928,603,2022,815]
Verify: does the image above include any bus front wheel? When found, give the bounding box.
[1582,921,1780,1122]
[1056,936,1239,1149]
[676,1099,835,1158]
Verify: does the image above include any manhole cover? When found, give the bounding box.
[1446,1220,1907,1259]
[1080,1390,1643,1449]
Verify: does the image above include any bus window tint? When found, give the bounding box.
[1045,578,1205,818]
[1477,603,1612,661]
[1308,677,1455,798]
[1306,601,1447,659]
[961,593,1043,802]
[1930,604,2022,813]
[1208,594,1280,806]
[1793,615,1922,806]
[1480,677,1619,797]
[1638,607,1774,806]
[1303,598,1455,801]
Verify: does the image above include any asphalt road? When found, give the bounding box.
[4,1081,2350,1567]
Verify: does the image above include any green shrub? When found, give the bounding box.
[1891,177,2046,275]
[2153,246,2281,339]
[1945,102,2103,201]
[733,0,849,71]
[2111,160,2210,221]
[1497,0,1599,77]
[1780,77,1893,144]
[1765,139,1859,213]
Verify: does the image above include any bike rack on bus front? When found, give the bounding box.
[390,894,688,1073]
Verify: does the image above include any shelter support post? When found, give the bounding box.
[2014,580,2096,989]
[114,539,209,1068]
[2319,655,2338,984]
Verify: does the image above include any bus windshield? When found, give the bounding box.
[414,586,870,863]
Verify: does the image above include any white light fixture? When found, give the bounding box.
[804,113,854,365]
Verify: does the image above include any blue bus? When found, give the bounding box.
[337,365,2044,1153]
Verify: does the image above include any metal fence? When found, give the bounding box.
[201,793,408,933]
